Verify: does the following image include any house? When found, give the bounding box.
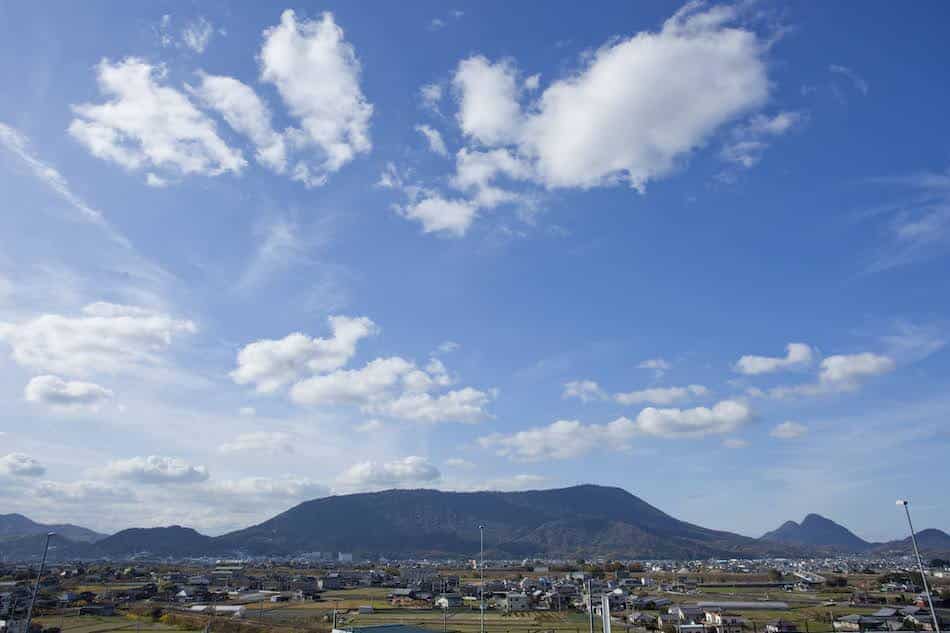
[833,615,887,632]
[629,612,653,626]
[765,621,798,633]
[501,592,531,612]
[705,611,745,633]
[675,624,706,633]
[435,593,463,609]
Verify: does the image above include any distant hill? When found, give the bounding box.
[760,514,872,552]
[215,484,795,559]
[871,528,950,557]
[0,513,106,544]
[3,487,947,561]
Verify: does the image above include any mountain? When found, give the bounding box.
[216,484,796,559]
[93,526,216,558]
[0,513,106,544]
[760,513,872,552]
[871,528,950,557]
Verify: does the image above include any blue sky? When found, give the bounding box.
[1,0,949,541]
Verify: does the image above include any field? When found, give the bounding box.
[33,615,203,633]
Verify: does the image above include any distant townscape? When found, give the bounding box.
[0,485,948,633]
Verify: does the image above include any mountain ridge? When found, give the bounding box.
[2,486,947,561]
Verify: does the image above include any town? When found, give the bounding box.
[2,554,948,633]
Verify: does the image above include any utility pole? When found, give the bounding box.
[479,524,486,633]
[24,532,54,633]
[897,500,941,633]
[586,580,594,633]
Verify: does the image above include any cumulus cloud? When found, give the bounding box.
[453,56,523,146]
[231,315,377,393]
[187,72,287,173]
[479,417,637,461]
[219,432,294,455]
[615,384,709,406]
[69,58,245,181]
[24,375,113,409]
[819,352,895,385]
[0,453,45,477]
[402,194,478,237]
[260,10,373,187]
[771,420,807,439]
[419,83,443,112]
[415,124,448,156]
[562,379,606,402]
[770,352,896,398]
[290,355,491,423]
[104,455,209,484]
[388,3,771,235]
[0,303,196,377]
[336,456,441,490]
[734,342,814,375]
[633,399,753,438]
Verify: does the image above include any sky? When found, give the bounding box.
[0,0,949,542]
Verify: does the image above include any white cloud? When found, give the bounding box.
[819,352,895,385]
[290,355,491,423]
[0,453,45,477]
[36,480,134,503]
[829,64,869,95]
[479,417,636,461]
[104,455,209,484]
[187,73,287,173]
[634,399,753,438]
[368,387,491,423]
[419,83,443,112]
[722,438,748,449]
[238,406,256,417]
[356,419,383,432]
[69,58,246,180]
[389,3,771,235]
[562,379,606,402]
[402,194,478,236]
[231,315,377,393]
[0,303,196,378]
[770,352,897,398]
[436,340,460,354]
[260,10,372,187]
[444,457,474,469]
[770,420,807,439]
[615,384,709,405]
[236,217,306,290]
[415,124,448,156]
[734,342,814,375]
[451,148,532,208]
[219,431,294,455]
[182,17,214,53]
[210,476,329,501]
[453,56,523,146]
[24,375,113,409]
[336,456,441,490]
[721,111,803,168]
[638,358,672,376]
[524,74,541,91]
[523,2,767,190]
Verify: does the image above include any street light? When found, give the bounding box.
[24,532,54,633]
[896,500,941,633]
[479,524,485,633]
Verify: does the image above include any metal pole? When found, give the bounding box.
[897,500,941,633]
[479,524,485,633]
[24,532,54,633]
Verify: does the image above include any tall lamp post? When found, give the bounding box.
[24,532,54,633]
[896,500,941,633]
[479,524,485,633]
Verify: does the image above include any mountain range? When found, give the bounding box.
[1,485,947,562]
